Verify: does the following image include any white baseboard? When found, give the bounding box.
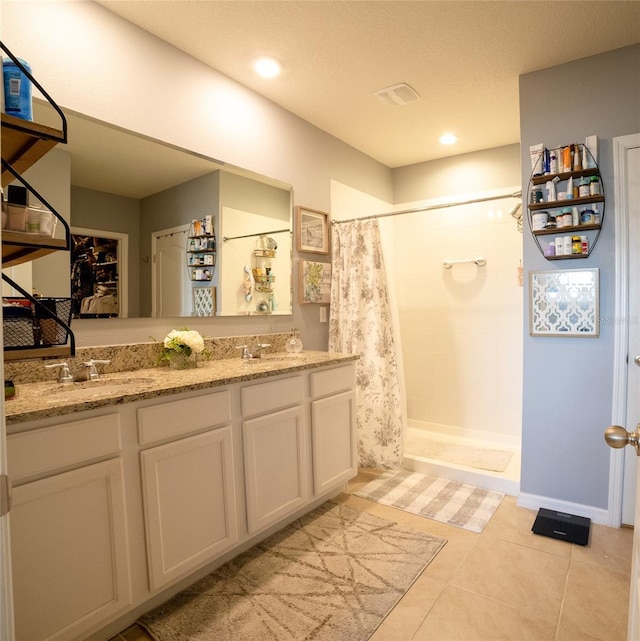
[517,492,610,526]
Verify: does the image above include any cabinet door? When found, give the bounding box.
[140,427,238,591]
[10,459,131,641]
[311,390,357,494]
[243,405,308,534]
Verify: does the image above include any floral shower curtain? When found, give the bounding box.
[329,218,404,469]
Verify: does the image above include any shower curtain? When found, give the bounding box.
[329,218,404,469]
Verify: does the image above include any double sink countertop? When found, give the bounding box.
[6,351,357,427]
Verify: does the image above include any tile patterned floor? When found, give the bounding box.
[110,469,633,641]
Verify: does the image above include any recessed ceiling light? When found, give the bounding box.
[253,56,282,78]
[439,133,458,145]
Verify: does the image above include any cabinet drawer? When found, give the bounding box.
[310,364,355,398]
[241,375,304,417]
[8,414,121,483]
[138,390,231,445]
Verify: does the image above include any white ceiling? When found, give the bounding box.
[96,0,640,169]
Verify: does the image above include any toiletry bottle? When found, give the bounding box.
[578,177,590,198]
[573,144,582,170]
[581,236,588,253]
[555,237,564,256]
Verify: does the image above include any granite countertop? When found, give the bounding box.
[6,351,357,426]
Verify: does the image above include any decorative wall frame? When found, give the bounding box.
[295,206,330,254]
[192,286,216,316]
[299,260,331,304]
[529,268,599,337]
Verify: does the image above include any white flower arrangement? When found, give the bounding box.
[158,328,208,364]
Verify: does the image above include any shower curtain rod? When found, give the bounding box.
[222,228,290,242]
[332,190,522,224]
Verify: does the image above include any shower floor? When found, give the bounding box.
[403,425,520,496]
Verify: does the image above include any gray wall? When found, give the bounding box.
[519,44,640,510]
[393,143,521,203]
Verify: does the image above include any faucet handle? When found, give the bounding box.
[236,345,251,360]
[250,343,271,359]
[44,361,73,384]
[80,359,111,381]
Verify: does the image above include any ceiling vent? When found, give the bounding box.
[374,83,420,107]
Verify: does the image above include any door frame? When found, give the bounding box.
[608,133,640,527]
[71,226,129,319]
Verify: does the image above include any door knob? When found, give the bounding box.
[604,424,640,456]
[634,354,640,367]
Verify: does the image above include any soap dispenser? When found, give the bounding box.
[285,328,303,354]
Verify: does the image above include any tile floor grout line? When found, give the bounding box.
[554,553,574,641]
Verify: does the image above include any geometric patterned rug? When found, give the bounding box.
[139,501,446,641]
[355,469,504,533]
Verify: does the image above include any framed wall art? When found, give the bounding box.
[529,268,599,337]
[192,286,216,316]
[299,260,331,304]
[296,206,330,255]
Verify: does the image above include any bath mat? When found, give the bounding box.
[354,470,504,533]
[138,500,446,641]
[405,432,513,472]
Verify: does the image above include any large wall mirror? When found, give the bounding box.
[4,103,293,318]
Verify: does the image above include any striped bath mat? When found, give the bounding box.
[354,470,504,533]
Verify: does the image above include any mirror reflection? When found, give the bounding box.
[12,105,294,318]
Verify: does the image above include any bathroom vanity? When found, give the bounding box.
[5,351,357,641]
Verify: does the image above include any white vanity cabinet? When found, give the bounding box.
[5,355,357,641]
[310,364,357,495]
[241,375,308,535]
[137,391,238,592]
[7,414,131,641]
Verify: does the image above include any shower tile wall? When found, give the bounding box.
[393,200,523,445]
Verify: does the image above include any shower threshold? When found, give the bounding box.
[403,425,520,496]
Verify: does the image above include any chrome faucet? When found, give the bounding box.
[236,343,271,359]
[44,361,73,384]
[73,359,111,382]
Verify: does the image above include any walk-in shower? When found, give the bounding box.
[387,191,523,495]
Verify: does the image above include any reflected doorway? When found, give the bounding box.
[152,225,191,317]
[71,227,128,319]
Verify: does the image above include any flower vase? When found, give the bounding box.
[168,352,197,370]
